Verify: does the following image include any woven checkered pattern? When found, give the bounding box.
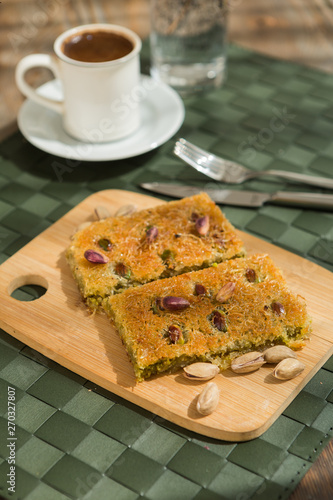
[0,44,332,499]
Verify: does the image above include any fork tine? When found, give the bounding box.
[177,138,215,163]
[174,141,213,170]
[176,139,221,170]
[175,139,223,177]
[175,140,210,164]
[174,148,222,181]
[175,147,221,177]
[176,139,244,177]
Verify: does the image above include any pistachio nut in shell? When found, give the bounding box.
[196,382,219,416]
[183,363,219,381]
[264,345,297,364]
[114,204,137,217]
[76,221,92,232]
[273,358,305,380]
[94,205,111,220]
[72,220,92,236]
[231,351,265,374]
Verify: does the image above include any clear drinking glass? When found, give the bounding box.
[150,0,228,96]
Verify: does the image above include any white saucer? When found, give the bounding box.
[17,75,185,161]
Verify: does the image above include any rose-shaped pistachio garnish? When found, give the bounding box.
[245,268,256,283]
[98,238,112,251]
[212,310,227,332]
[216,282,235,303]
[146,226,158,244]
[84,249,109,264]
[195,283,207,296]
[271,302,285,316]
[195,215,209,236]
[160,296,190,311]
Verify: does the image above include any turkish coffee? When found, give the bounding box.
[61,30,134,63]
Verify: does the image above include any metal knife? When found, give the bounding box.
[140,182,333,209]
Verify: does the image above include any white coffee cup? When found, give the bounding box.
[15,24,142,143]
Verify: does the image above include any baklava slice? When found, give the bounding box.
[66,193,245,309]
[104,254,311,381]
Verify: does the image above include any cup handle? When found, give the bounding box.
[15,54,64,114]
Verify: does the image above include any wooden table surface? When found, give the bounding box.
[0,1,332,498]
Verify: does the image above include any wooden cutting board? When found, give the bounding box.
[0,189,332,441]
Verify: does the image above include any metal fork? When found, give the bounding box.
[174,138,333,189]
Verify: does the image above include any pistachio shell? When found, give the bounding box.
[183,363,219,381]
[264,346,297,364]
[196,382,219,415]
[231,352,265,374]
[73,221,92,235]
[114,204,137,217]
[94,205,111,220]
[273,358,305,380]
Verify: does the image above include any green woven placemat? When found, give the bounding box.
[0,43,333,500]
